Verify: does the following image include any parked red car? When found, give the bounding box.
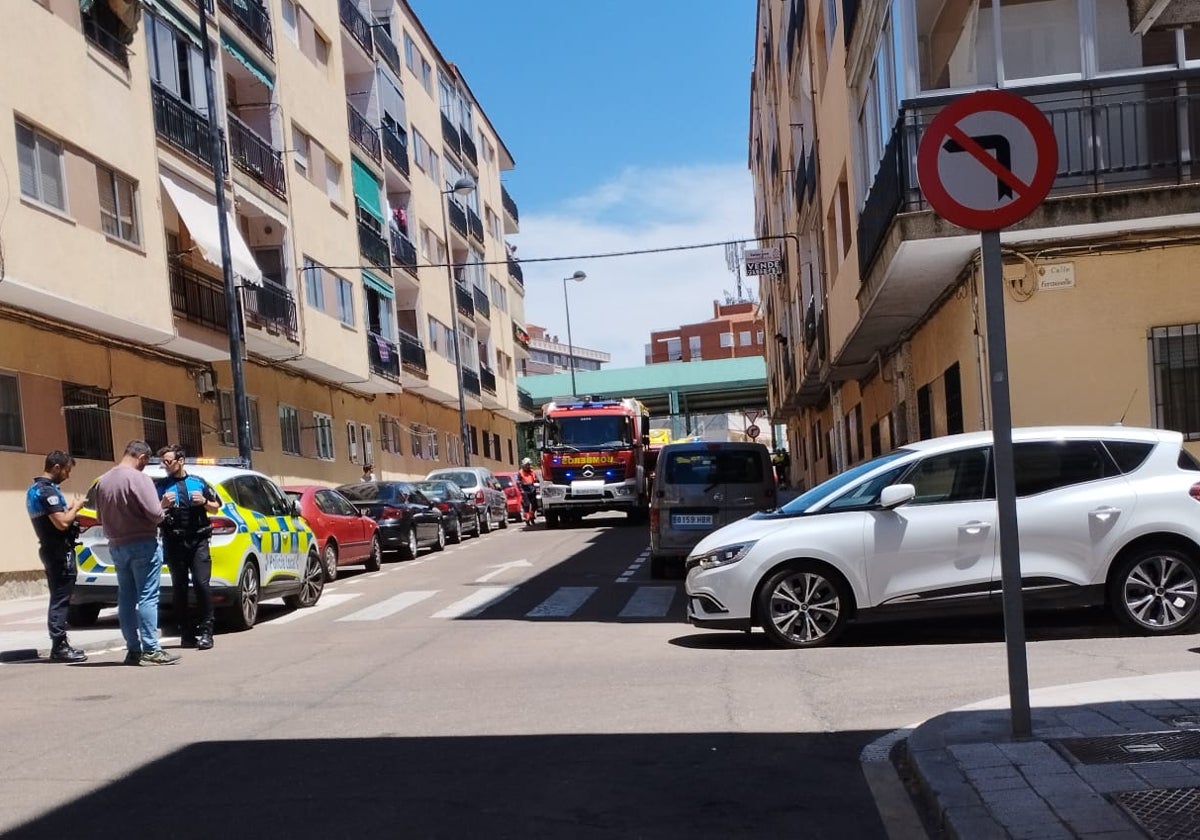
[494,472,523,521]
[284,485,382,581]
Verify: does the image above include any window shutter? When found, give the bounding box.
[97,168,118,235]
[36,135,64,209]
[16,124,38,199]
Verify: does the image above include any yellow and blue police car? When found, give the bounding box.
[70,459,323,631]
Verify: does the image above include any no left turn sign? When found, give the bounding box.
[916,90,1057,231]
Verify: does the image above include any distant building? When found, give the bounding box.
[646,301,764,364]
[520,324,612,376]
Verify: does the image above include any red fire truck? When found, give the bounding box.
[537,397,657,527]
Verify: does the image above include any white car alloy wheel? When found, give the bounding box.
[1113,547,1200,634]
[757,566,849,648]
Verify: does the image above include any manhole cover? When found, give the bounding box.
[1056,732,1200,764]
[1114,788,1200,840]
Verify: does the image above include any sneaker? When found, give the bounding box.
[139,649,180,666]
[123,651,141,666]
[49,639,87,664]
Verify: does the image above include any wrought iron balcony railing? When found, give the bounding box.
[472,285,490,320]
[382,124,409,176]
[507,257,524,287]
[151,82,213,167]
[227,114,286,197]
[390,228,418,276]
[367,331,400,381]
[518,387,534,413]
[339,0,373,55]
[460,128,478,167]
[218,0,273,56]
[373,27,400,75]
[398,330,427,374]
[501,184,519,223]
[440,111,462,158]
[447,199,468,238]
[461,367,481,398]
[357,211,390,269]
[466,207,484,242]
[347,101,381,163]
[169,261,227,332]
[479,365,497,395]
[455,283,475,319]
[243,279,297,341]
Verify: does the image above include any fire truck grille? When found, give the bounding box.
[548,463,627,484]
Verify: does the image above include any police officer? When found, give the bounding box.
[154,445,220,650]
[26,449,87,663]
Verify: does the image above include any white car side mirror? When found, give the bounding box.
[879,484,916,509]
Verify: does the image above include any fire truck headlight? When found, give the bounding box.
[542,486,565,498]
[612,486,632,497]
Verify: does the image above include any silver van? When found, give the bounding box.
[649,441,776,578]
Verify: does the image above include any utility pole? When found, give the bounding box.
[198,8,253,467]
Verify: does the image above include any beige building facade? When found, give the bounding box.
[752,0,1200,492]
[0,0,534,585]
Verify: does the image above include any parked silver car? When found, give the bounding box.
[424,467,508,533]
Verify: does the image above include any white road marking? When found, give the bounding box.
[432,586,516,619]
[337,590,439,622]
[619,586,677,618]
[616,552,649,583]
[526,587,596,618]
[475,559,532,583]
[267,592,363,625]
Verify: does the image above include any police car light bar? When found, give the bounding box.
[148,457,249,468]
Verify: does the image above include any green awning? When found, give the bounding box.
[362,271,394,299]
[221,33,273,88]
[144,0,202,49]
[351,157,384,222]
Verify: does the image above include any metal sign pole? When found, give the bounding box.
[981,228,1032,738]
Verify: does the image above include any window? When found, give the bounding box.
[757,330,764,345]
[347,421,359,463]
[1013,440,1116,496]
[314,412,334,460]
[853,404,864,462]
[16,122,65,211]
[336,275,354,325]
[507,438,514,465]
[665,337,681,362]
[279,405,301,455]
[1095,0,1176,71]
[428,151,440,186]
[412,130,430,171]
[141,398,167,452]
[292,124,309,176]
[410,424,424,458]
[176,404,202,457]
[419,57,432,93]
[490,278,507,313]
[492,433,500,461]
[905,447,991,504]
[916,0,997,90]
[1151,324,1200,439]
[469,425,479,456]
[944,362,963,435]
[739,330,752,346]
[217,391,262,449]
[380,415,402,455]
[313,29,329,66]
[325,154,342,202]
[280,0,298,44]
[361,423,374,466]
[403,31,417,71]
[869,421,881,459]
[63,383,113,462]
[482,431,491,458]
[303,257,325,310]
[486,206,500,240]
[0,373,24,449]
[688,335,702,360]
[917,384,933,440]
[96,165,139,244]
[483,136,495,164]
[145,12,208,112]
[720,332,734,348]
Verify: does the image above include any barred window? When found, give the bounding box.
[279,405,301,456]
[428,427,439,460]
[63,383,113,461]
[1151,324,1200,439]
[176,405,202,457]
[410,425,424,459]
[142,397,167,452]
[217,391,262,450]
[314,412,334,460]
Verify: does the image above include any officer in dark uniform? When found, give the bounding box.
[154,445,220,650]
[25,449,87,663]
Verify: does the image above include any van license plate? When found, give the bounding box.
[672,514,713,527]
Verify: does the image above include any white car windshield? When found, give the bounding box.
[776,450,912,514]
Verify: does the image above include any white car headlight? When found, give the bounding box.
[693,541,758,570]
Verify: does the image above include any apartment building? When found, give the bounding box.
[0,0,534,586]
[519,323,611,376]
[645,301,765,364]
[752,0,1200,491]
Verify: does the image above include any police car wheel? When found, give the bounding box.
[285,549,324,609]
[323,542,339,582]
[225,562,260,631]
[364,536,382,572]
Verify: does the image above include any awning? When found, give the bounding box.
[159,172,264,286]
[143,0,202,49]
[362,271,394,299]
[221,33,273,88]
[351,157,384,223]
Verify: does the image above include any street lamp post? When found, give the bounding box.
[563,270,586,397]
[441,176,476,466]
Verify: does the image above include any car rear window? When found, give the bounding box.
[663,450,765,485]
[414,481,451,500]
[496,475,513,488]
[429,471,476,489]
[338,483,397,502]
[1101,440,1154,473]
[1179,450,1200,471]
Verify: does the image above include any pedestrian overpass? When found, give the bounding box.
[517,356,769,439]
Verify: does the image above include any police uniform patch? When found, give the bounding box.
[47,496,60,505]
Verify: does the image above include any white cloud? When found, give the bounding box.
[514,163,756,369]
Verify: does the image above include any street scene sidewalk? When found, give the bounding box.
[900,671,1200,839]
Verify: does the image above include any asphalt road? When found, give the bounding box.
[3,512,1200,839]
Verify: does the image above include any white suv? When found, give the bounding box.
[685,426,1200,648]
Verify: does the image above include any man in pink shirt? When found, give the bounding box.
[94,440,179,666]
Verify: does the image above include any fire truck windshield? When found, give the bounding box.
[546,416,631,450]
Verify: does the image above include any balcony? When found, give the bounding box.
[389,228,418,277]
[373,27,401,75]
[382,125,409,176]
[243,279,297,341]
[218,0,273,56]
[447,199,468,239]
[339,0,373,56]
[347,102,380,163]
[357,208,390,269]
[454,283,475,319]
[467,207,484,243]
[367,332,400,381]
[472,285,490,320]
[462,368,481,398]
[517,387,535,414]
[479,365,497,395]
[228,114,286,198]
[398,330,427,375]
[151,82,213,167]
[441,112,462,158]
[507,257,524,288]
[169,261,227,332]
[501,184,520,225]
[460,129,478,167]
[82,10,128,67]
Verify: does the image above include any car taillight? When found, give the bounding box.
[380,506,406,520]
[75,513,98,533]
[209,516,237,536]
[436,502,451,512]
[1190,484,1200,503]
[475,490,485,504]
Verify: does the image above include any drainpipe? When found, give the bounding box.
[970,259,991,429]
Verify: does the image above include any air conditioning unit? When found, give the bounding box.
[194,370,216,401]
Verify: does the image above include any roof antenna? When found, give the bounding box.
[1117,389,1137,426]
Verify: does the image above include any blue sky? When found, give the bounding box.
[408,1,758,367]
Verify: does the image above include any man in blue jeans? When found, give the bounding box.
[94,440,179,666]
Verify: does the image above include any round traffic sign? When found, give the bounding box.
[916,90,1057,231]
[746,425,760,440]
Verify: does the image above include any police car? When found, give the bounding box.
[70,459,324,631]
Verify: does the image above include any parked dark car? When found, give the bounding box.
[424,467,508,532]
[336,481,446,560]
[284,485,383,580]
[413,480,481,543]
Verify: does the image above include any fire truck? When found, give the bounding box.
[537,397,657,527]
